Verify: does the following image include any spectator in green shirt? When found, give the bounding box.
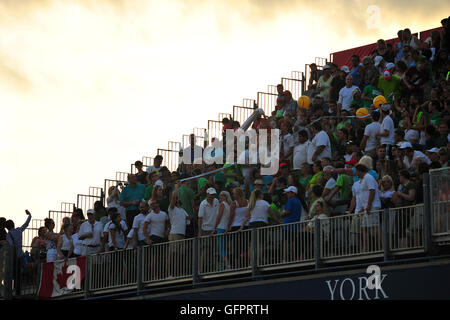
[378,69,402,104]
[361,75,381,109]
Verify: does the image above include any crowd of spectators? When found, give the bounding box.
[1,19,449,288]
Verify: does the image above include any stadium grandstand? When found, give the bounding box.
[1,18,450,301]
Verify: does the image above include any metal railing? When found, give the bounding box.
[282,77,303,100]
[88,249,137,292]
[242,98,256,109]
[207,120,223,143]
[76,194,103,216]
[429,167,450,240]
[131,163,149,174]
[320,211,384,260]
[142,239,194,283]
[142,156,154,167]
[104,179,126,207]
[115,172,129,182]
[257,221,315,268]
[157,148,180,172]
[257,92,277,117]
[198,230,252,276]
[233,106,254,126]
[389,204,425,252]
[49,210,73,234]
[23,219,46,252]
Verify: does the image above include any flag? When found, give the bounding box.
[38,256,86,298]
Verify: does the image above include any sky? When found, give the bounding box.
[0,0,448,227]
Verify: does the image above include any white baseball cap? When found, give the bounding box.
[206,187,217,195]
[385,62,395,70]
[283,186,298,194]
[427,147,439,153]
[154,180,164,187]
[340,65,350,73]
[374,55,384,67]
[399,142,413,149]
[87,209,95,215]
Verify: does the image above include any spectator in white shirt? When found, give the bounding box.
[212,191,233,270]
[241,189,278,229]
[309,122,332,162]
[107,184,127,221]
[143,200,169,245]
[57,223,74,260]
[360,110,381,157]
[146,155,163,174]
[125,229,136,249]
[79,209,104,256]
[108,213,128,251]
[376,104,396,159]
[293,130,312,169]
[398,142,431,170]
[168,183,190,241]
[198,188,219,237]
[355,164,382,252]
[132,201,151,247]
[280,121,294,163]
[71,220,82,257]
[337,75,359,115]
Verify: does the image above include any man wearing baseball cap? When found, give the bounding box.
[279,186,303,261]
[399,141,431,170]
[376,104,395,160]
[198,187,219,238]
[79,209,104,256]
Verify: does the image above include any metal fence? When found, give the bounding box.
[182,134,204,149]
[242,98,256,110]
[49,210,73,234]
[320,211,384,260]
[198,230,253,275]
[256,221,315,268]
[88,249,137,292]
[233,106,254,126]
[23,219,46,252]
[218,113,232,121]
[131,163,149,174]
[157,148,180,172]
[76,194,103,216]
[0,245,12,299]
[142,156,154,167]
[104,179,126,207]
[208,120,223,143]
[389,204,425,252]
[282,77,303,100]
[257,92,277,117]
[116,172,129,182]
[142,239,194,283]
[429,167,450,240]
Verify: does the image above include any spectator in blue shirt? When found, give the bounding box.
[6,210,31,258]
[120,174,146,229]
[280,186,303,262]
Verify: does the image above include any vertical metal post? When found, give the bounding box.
[192,238,200,287]
[423,173,432,255]
[84,255,90,299]
[3,245,13,300]
[251,228,258,278]
[383,208,390,261]
[136,247,142,295]
[314,219,322,270]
